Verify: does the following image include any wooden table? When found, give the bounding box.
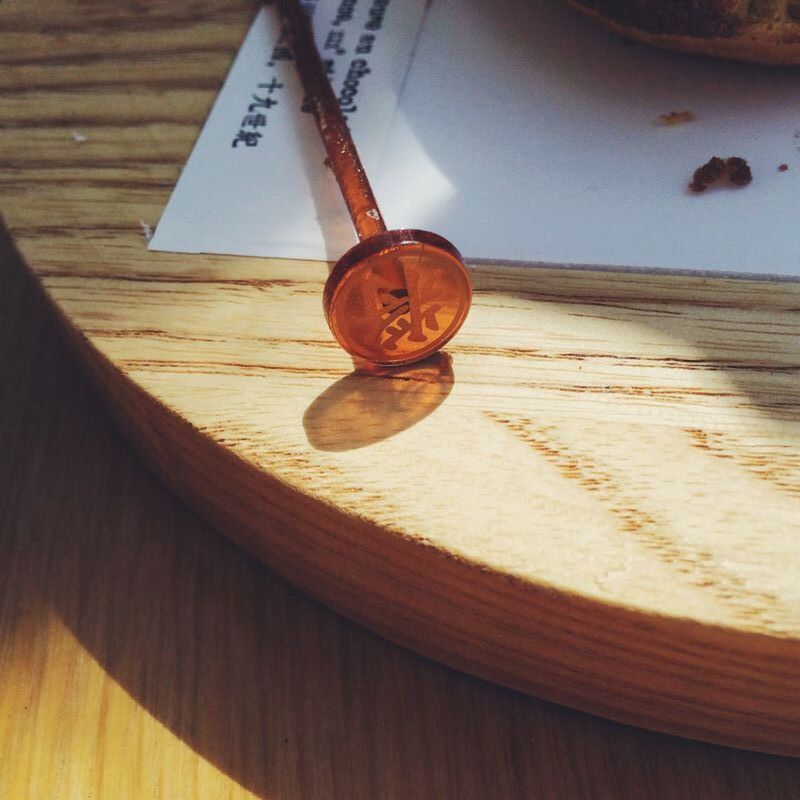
[2,0,800,769]
[2,225,799,800]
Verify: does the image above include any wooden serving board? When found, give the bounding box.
[2,0,799,756]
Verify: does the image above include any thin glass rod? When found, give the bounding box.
[276,0,387,241]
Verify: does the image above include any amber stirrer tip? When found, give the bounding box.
[277,0,472,366]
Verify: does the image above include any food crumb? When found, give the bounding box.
[726,156,752,186]
[779,163,789,172]
[689,156,752,192]
[689,157,726,192]
[659,110,695,126]
[139,220,154,242]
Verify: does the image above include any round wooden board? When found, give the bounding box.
[2,0,800,756]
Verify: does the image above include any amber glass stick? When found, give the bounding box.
[276,0,386,241]
[275,0,472,366]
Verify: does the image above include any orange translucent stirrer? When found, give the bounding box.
[277,0,472,366]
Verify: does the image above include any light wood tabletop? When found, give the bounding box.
[2,226,799,800]
[2,0,800,763]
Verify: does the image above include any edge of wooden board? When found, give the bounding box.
[22,259,800,758]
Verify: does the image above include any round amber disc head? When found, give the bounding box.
[323,229,472,366]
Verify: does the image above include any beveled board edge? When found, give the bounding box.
[19,254,799,758]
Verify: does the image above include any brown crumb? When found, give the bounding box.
[659,110,695,126]
[779,163,789,172]
[689,157,726,192]
[726,156,752,186]
[689,156,752,193]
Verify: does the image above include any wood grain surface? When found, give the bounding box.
[3,231,800,800]
[2,0,800,757]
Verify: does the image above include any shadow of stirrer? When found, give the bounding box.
[303,352,454,451]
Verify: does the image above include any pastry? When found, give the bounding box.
[562,0,800,64]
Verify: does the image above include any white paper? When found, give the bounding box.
[152,0,800,278]
[150,0,428,261]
